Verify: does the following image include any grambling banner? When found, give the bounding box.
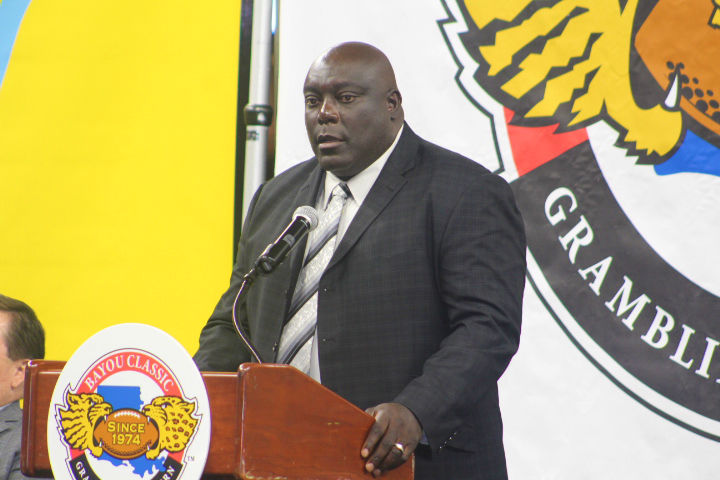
[442,0,720,438]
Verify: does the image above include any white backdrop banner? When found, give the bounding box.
[275,1,720,477]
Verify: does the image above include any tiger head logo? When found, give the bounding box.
[58,392,113,458]
[457,0,720,166]
[142,396,198,460]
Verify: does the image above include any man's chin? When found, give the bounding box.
[317,155,351,176]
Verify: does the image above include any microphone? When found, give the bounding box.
[232,206,318,363]
[254,206,319,273]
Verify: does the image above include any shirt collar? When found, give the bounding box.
[323,124,404,207]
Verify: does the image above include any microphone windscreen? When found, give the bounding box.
[293,205,319,230]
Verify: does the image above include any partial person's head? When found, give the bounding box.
[303,42,404,180]
[0,294,45,406]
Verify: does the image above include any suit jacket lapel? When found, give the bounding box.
[260,164,324,362]
[328,125,419,270]
[283,165,324,284]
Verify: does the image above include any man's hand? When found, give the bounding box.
[361,403,422,477]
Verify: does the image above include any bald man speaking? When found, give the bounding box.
[194,42,526,479]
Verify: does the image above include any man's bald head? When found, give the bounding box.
[319,42,398,87]
[303,42,404,179]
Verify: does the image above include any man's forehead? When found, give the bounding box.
[303,76,366,93]
[304,60,376,91]
[0,311,10,328]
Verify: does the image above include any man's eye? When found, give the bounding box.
[305,97,319,107]
[339,94,355,103]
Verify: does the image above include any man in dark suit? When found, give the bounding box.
[0,294,46,480]
[194,42,526,479]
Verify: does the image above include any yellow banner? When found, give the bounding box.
[0,0,241,359]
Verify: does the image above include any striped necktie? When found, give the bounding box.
[277,183,350,372]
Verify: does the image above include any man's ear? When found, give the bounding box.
[387,89,402,113]
[11,359,28,390]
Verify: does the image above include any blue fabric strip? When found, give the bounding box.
[655,130,720,178]
[0,0,32,90]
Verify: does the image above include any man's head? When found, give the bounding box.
[0,294,45,406]
[303,42,404,180]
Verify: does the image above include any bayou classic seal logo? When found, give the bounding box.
[48,324,210,480]
[440,0,720,439]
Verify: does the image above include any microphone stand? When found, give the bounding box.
[230,252,291,364]
[231,266,264,364]
[230,206,318,364]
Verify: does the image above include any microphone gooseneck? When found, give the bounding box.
[231,206,319,363]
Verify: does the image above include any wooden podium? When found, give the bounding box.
[21,360,413,479]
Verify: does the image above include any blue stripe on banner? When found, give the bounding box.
[655,130,720,178]
[0,0,32,90]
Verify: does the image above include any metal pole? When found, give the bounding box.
[242,0,274,222]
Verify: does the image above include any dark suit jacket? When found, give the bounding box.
[194,125,526,479]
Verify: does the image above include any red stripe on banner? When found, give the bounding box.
[505,108,588,176]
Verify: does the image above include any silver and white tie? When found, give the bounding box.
[277,183,350,372]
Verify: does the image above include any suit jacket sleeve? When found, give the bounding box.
[1,402,51,480]
[393,173,526,452]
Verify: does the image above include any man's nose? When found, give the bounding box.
[318,99,339,124]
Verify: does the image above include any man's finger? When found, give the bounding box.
[372,444,406,477]
[390,442,407,460]
[366,436,397,474]
[362,403,422,475]
[361,408,388,459]
[373,404,422,473]
[376,438,414,473]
